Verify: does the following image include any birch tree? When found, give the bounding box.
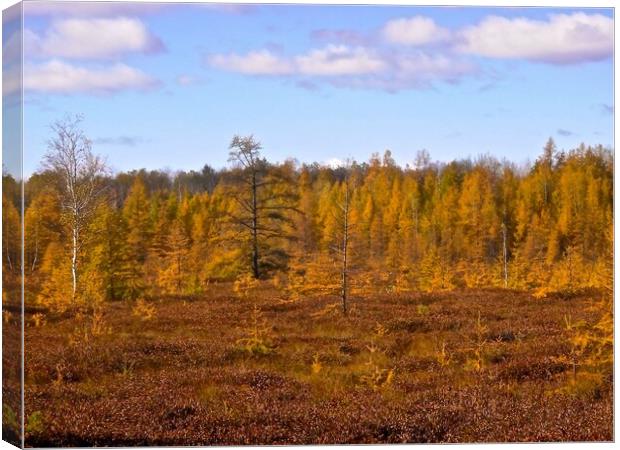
[43,115,107,302]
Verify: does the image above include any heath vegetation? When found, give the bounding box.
[2,117,613,445]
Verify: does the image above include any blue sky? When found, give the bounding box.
[6,2,614,176]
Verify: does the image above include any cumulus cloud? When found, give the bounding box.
[382,16,451,46]
[24,17,164,60]
[11,60,159,95]
[311,29,369,46]
[205,11,612,92]
[209,49,294,75]
[457,13,613,64]
[393,52,475,83]
[13,16,164,97]
[295,45,386,76]
[208,45,475,91]
[209,46,387,77]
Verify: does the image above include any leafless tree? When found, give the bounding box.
[337,181,351,314]
[43,115,107,301]
[501,220,508,288]
[327,173,355,315]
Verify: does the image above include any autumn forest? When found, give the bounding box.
[2,116,614,445]
[3,119,613,305]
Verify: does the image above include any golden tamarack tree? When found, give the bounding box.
[225,135,299,279]
[16,131,612,311]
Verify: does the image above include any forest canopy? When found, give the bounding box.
[3,132,613,311]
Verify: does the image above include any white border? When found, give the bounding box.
[0,1,616,450]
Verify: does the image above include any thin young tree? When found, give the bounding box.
[337,180,352,314]
[226,135,298,279]
[43,115,107,301]
[322,172,356,314]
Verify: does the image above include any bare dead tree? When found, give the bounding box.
[501,220,508,288]
[43,115,107,301]
[328,176,354,314]
[226,135,298,279]
[339,181,351,314]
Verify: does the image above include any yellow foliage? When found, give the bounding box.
[236,304,275,355]
[435,341,452,368]
[90,307,112,336]
[309,303,341,319]
[419,248,456,292]
[374,322,387,338]
[37,242,74,313]
[21,139,613,311]
[550,371,606,399]
[311,353,322,375]
[132,298,156,321]
[466,312,488,372]
[31,313,46,327]
[233,273,260,299]
[416,304,430,315]
[78,269,106,307]
[554,302,613,392]
[359,341,394,391]
[67,307,111,346]
[460,260,494,289]
[286,253,340,300]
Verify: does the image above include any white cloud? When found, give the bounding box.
[322,52,476,92]
[209,49,294,75]
[24,17,164,60]
[395,52,475,83]
[13,60,159,95]
[206,11,612,92]
[311,29,368,46]
[295,45,385,76]
[382,16,451,46]
[457,13,613,64]
[176,75,202,86]
[208,45,475,92]
[325,158,345,168]
[209,45,385,77]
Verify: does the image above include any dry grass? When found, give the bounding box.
[21,285,612,446]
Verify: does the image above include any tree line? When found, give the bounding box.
[2,116,613,312]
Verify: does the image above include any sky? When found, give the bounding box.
[2,1,614,176]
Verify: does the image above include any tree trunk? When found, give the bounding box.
[251,171,260,279]
[177,254,182,294]
[31,229,39,274]
[4,234,13,272]
[341,184,349,314]
[71,221,79,301]
[502,221,508,288]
